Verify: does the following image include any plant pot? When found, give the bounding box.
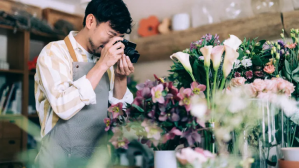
[154,151,177,168]
[281,148,299,161]
[278,159,299,168]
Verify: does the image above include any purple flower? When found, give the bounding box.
[151,84,165,104]
[234,72,241,77]
[245,71,253,79]
[110,137,129,149]
[163,127,182,143]
[181,129,202,146]
[190,40,202,50]
[108,103,123,119]
[177,88,193,111]
[104,118,111,131]
[191,82,206,96]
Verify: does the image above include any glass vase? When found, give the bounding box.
[251,0,280,15]
[257,100,281,168]
[204,122,216,154]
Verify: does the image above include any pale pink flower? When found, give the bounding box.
[194,148,215,159]
[141,120,162,146]
[251,79,266,92]
[244,84,257,97]
[177,88,193,111]
[284,81,295,96]
[223,45,240,77]
[108,103,123,119]
[163,127,182,143]
[110,137,129,149]
[151,84,165,104]
[230,77,246,87]
[176,148,210,165]
[223,34,242,51]
[191,82,206,97]
[211,45,225,70]
[200,45,213,67]
[264,79,277,93]
[264,65,275,74]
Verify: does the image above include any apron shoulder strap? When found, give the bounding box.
[64,36,78,62]
[64,36,112,83]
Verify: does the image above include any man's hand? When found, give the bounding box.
[96,37,125,71]
[113,54,134,99]
[115,54,135,80]
[87,37,124,90]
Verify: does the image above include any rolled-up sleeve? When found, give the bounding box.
[109,88,134,106]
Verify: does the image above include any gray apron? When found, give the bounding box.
[36,36,110,168]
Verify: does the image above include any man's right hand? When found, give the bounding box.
[97,37,125,70]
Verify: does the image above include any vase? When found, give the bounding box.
[292,0,299,10]
[191,0,219,28]
[154,151,177,168]
[257,100,281,168]
[172,13,190,31]
[204,122,216,154]
[251,0,280,15]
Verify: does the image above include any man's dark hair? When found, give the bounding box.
[83,0,133,34]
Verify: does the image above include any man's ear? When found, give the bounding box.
[85,14,97,30]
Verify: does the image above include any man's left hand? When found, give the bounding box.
[115,54,134,80]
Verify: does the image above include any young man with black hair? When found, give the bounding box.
[35,0,134,167]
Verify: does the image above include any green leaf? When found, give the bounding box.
[293,74,299,83]
[162,90,167,97]
[295,137,299,143]
[285,60,292,75]
[293,66,299,75]
[132,104,144,112]
[283,68,292,81]
[162,122,173,127]
[291,112,299,125]
[174,121,178,127]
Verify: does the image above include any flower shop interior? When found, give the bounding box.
[1,0,299,167]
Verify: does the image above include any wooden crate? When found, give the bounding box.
[0,0,42,19]
[42,8,84,31]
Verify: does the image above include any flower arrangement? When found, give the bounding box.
[105,76,208,150]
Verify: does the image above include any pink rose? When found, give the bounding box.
[264,79,277,93]
[251,79,266,92]
[285,81,295,96]
[286,43,297,49]
[230,77,246,87]
[264,65,275,74]
[244,84,257,97]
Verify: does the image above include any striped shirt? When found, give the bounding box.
[35,31,133,137]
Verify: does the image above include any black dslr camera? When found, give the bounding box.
[115,39,140,63]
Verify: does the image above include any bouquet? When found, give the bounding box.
[105,75,208,150]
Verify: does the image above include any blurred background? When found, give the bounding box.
[0,0,298,167]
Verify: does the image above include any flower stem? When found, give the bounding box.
[291,125,297,147]
[220,77,226,91]
[212,69,218,102]
[287,118,290,147]
[205,67,210,109]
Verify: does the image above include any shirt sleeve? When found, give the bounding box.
[108,66,134,108]
[36,43,96,120]
[109,88,134,107]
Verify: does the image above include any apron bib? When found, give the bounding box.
[35,36,110,168]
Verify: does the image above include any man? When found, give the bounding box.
[35,0,134,167]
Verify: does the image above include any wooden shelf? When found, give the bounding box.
[134,12,283,62]
[0,69,24,74]
[0,24,63,41]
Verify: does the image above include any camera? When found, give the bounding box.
[115,39,140,63]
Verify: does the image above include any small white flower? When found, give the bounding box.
[199,56,204,60]
[241,59,252,68]
[233,60,241,69]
